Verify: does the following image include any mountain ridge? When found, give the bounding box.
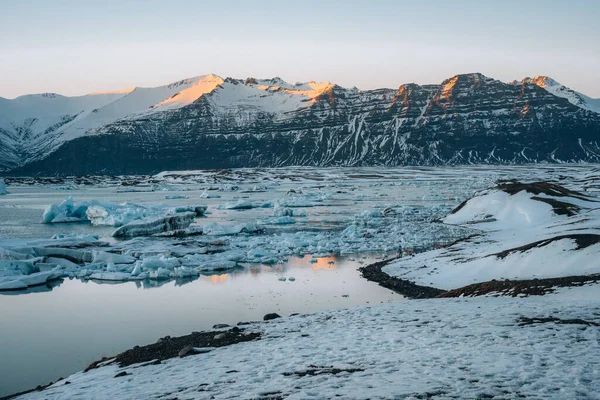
[2,72,600,175]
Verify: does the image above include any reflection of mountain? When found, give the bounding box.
[201,274,229,285]
[285,255,338,271]
[0,278,63,296]
[310,256,338,271]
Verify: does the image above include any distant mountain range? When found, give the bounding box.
[1,73,600,175]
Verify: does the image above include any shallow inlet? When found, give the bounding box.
[0,254,400,396]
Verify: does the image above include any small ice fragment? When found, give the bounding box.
[278,277,286,282]
[288,277,295,282]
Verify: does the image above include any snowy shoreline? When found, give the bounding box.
[7,177,600,399]
[9,284,600,400]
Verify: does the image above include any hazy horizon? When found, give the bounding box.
[2,0,599,99]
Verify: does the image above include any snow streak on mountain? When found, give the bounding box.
[1,73,600,175]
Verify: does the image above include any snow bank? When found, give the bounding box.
[16,288,600,399]
[384,181,600,290]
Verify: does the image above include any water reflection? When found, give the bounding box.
[0,253,401,397]
[201,273,229,284]
[0,278,64,296]
[3,255,345,296]
[310,255,338,271]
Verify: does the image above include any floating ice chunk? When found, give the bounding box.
[259,216,296,225]
[45,257,80,270]
[0,179,8,195]
[0,271,64,291]
[199,190,221,199]
[165,195,188,200]
[0,278,28,290]
[171,266,200,278]
[51,233,99,242]
[246,248,279,263]
[130,263,143,276]
[278,277,287,281]
[272,207,307,217]
[137,255,180,270]
[250,184,268,192]
[202,222,264,236]
[0,248,34,261]
[89,272,133,281]
[288,277,296,281]
[86,203,197,227]
[175,206,207,217]
[43,197,206,227]
[274,197,321,208]
[0,259,41,275]
[112,212,196,238]
[222,200,255,210]
[152,226,204,238]
[91,251,136,265]
[85,205,112,226]
[196,260,238,272]
[31,247,93,263]
[149,267,172,280]
[42,196,90,223]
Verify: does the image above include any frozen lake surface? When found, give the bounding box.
[0,165,596,396]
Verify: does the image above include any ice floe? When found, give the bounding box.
[112,212,197,238]
[42,197,206,228]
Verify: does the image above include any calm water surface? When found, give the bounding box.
[0,254,400,396]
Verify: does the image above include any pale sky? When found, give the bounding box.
[1,0,599,99]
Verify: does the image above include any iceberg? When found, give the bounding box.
[42,196,90,223]
[259,216,296,225]
[112,212,197,238]
[202,222,264,236]
[0,179,8,195]
[223,200,255,210]
[43,197,207,227]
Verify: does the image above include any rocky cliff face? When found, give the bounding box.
[4,73,600,175]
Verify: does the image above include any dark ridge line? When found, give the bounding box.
[359,257,447,299]
[490,234,600,260]
[439,273,600,298]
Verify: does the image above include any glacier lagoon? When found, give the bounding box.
[0,165,597,396]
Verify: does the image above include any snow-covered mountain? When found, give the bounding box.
[520,76,600,114]
[2,72,600,175]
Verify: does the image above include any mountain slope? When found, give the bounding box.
[3,73,600,175]
[523,76,600,114]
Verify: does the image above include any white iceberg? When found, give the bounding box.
[112,212,197,238]
[42,196,91,223]
[43,197,206,227]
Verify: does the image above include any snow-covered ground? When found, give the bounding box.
[384,180,600,290]
[16,285,600,400]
